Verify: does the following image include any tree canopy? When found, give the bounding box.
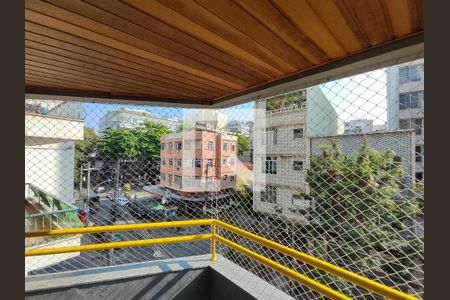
[237,134,250,155]
[304,140,423,295]
[74,127,98,186]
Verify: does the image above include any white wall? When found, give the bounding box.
[25,141,76,203]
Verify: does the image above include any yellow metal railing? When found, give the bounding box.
[25,219,419,300]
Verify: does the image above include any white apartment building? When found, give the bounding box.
[387,59,424,180]
[253,86,342,224]
[99,108,181,133]
[344,119,374,133]
[25,100,85,203]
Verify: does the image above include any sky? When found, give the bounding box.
[83,68,388,131]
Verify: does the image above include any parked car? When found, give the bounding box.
[126,198,164,220]
[94,186,106,193]
[106,190,130,206]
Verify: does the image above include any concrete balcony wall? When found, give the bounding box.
[25,113,84,144]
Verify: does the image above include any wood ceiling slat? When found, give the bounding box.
[333,0,371,48]
[271,0,347,58]
[25,53,214,99]
[342,0,393,46]
[25,22,235,93]
[193,0,312,70]
[233,0,328,65]
[24,0,423,105]
[304,0,364,53]
[65,0,273,83]
[25,47,220,97]
[25,61,202,99]
[25,9,243,90]
[30,0,257,87]
[383,0,413,37]
[124,0,287,76]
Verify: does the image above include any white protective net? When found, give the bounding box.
[25,58,424,299]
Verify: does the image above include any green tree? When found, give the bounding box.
[304,140,423,296]
[96,121,171,183]
[237,134,250,155]
[74,127,98,186]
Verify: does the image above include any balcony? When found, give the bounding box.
[25,220,418,300]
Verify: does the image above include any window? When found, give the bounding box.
[416,172,423,181]
[175,141,182,150]
[169,158,173,166]
[262,128,277,145]
[174,175,182,187]
[223,143,227,151]
[168,174,173,184]
[161,158,166,165]
[261,186,277,203]
[160,143,165,150]
[160,173,166,181]
[223,175,228,181]
[292,194,310,209]
[223,159,227,165]
[293,128,304,139]
[262,156,277,174]
[399,64,423,84]
[416,146,423,162]
[194,158,202,168]
[207,159,213,167]
[175,158,182,167]
[399,91,423,109]
[399,118,423,135]
[293,161,304,171]
[231,144,235,152]
[230,175,235,182]
[168,142,173,150]
[208,141,214,150]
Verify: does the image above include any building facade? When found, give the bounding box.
[25,100,85,203]
[252,87,331,224]
[387,59,424,180]
[99,108,181,132]
[160,126,237,194]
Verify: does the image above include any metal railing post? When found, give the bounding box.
[211,221,217,261]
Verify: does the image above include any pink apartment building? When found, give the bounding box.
[160,128,237,196]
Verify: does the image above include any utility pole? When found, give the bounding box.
[81,152,97,226]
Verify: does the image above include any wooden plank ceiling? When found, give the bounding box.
[25,0,424,106]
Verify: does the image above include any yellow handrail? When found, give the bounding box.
[25,219,214,238]
[215,220,419,300]
[24,219,419,300]
[26,234,212,256]
[215,235,351,300]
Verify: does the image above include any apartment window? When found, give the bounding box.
[292,194,310,209]
[231,144,235,152]
[194,158,202,168]
[175,158,182,167]
[223,159,227,165]
[168,142,173,150]
[293,161,304,171]
[261,186,277,203]
[207,159,213,167]
[415,146,423,162]
[160,143,165,150]
[399,91,423,109]
[169,158,173,166]
[230,175,235,182]
[168,174,173,184]
[160,173,166,181]
[262,128,277,145]
[208,141,214,150]
[174,175,182,187]
[262,156,277,174]
[161,158,166,166]
[416,172,423,181]
[399,118,423,135]
[223,143,227,151]
[175,141,182,150]
[293,128,304,139]
[223,175,228,181]
[399,64,423,84]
